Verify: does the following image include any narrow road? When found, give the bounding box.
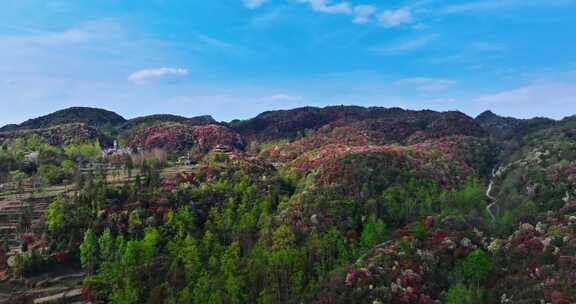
[486,167,498,222]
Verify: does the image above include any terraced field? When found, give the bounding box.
[0,164,198,303]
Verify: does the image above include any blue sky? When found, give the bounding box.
[0,0,575,124]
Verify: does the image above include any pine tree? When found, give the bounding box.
[180,236,202,283]
[220,241,245,304]
[80,229,99,274]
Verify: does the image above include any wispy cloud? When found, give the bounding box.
[195,34,237,50]
[260,94,304,102]
[128,67,189,84]
[377,8,414,27]
[370,34,437,55]
[470,42,509,53]
[250,7,285,27]
[0,21,123,46]
[244,0,417,27]
[476,82,576,106]
[243,0,269,9]
[352,5,376,24]
[474,70,576,118]
[295,1,383,25]
[300,0,352,14]
[190,34,251,56]
[395,77,457,92]
[425,41,509,66]
[441,0,575,14]
[24,29,94,45]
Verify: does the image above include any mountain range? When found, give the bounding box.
[0,105,557,150]
[1,105,576,303]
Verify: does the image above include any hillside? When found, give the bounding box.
[475,110,555,140]
[1,105,575,304]
[229,106,407,142]
[0,107,126,132]
[259,110,487,164]
[231,106,486,143]
[117,114,216,137]
[127,122,244,156]
[315,114,576,303]
[0,123,109,147]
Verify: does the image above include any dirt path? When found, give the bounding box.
[486,167,498,222]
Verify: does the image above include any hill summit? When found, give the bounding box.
[0,107,126,132]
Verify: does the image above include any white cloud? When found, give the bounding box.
[1,21,123,47]
[29,29,93,45]
[377,8,414,27]
[352,5,376,24]
[128,67,189,84]
[296,1,407,26]
[370,35,436,55]
[473,72,576,118]
[190,34,250,57]
[298,0,352,14]
[250,7,284,27]
[470,42,509,53]
[395,77,457,92]
[195,34,237,50]
[260,94,304,102]
[243,0,268,9]
[476,82,576,106]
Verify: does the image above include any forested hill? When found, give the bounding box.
[1,105,575,304]
[0,107,127,132]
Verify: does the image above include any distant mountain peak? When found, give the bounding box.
[476,110,499,120]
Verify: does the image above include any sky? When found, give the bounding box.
[0,0,576,125]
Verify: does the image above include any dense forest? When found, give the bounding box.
[0,106,575,303]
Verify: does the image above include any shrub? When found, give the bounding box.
[461,250,492,285]
[445,283,486,304]
[360,217,387,251]
[410,222,427,241]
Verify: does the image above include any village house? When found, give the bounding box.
[102,140,132,157]
[213,144,232,153]
[177,153,196,166]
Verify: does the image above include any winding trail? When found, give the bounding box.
[486,167,498,222]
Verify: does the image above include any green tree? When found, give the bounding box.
[141,227,159,265]
[110,278,139,304]
[167,207,195,239]
[10,170,27,199]
[181,236,202,283]
[445,283,485,304]
[128,210,142,234]
[45,197,68,232]
[80,229,100,274]
[461,250,492,285]
[97,229,117,283]
[220,241,245,304]
[360,217,387,251]
[272,225,295,251]
[38,164,62,185]
[61,160,76,179]
[193,271,223,304]
[410,222,427,241]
